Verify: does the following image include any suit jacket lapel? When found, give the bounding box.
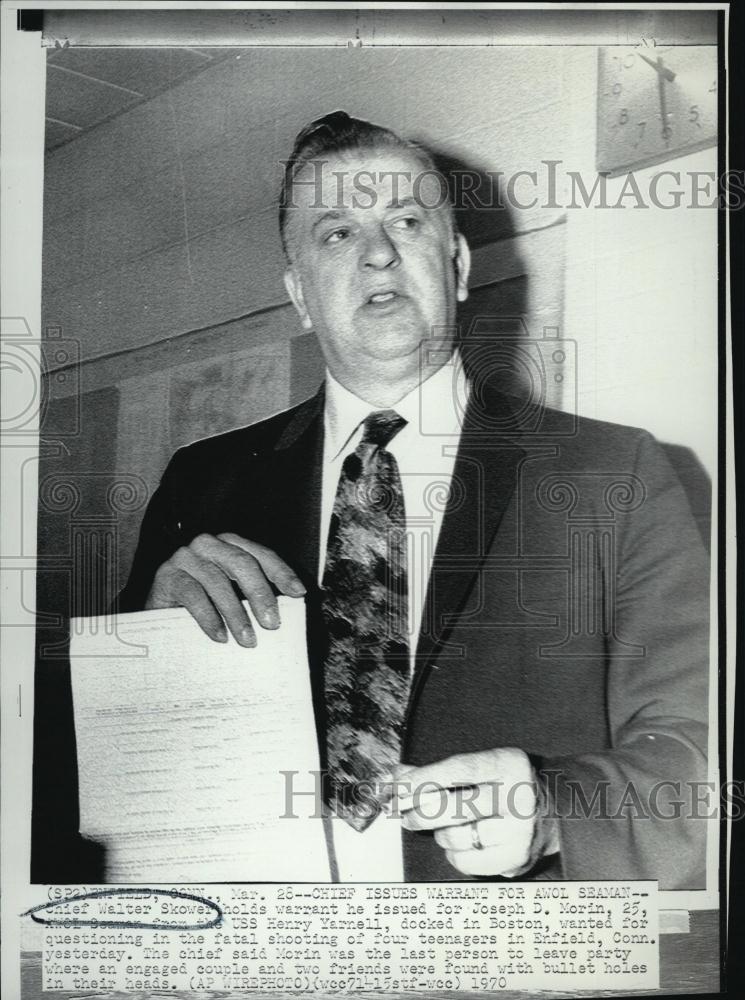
[408,389,526,718]
[246,385,331,764]
[254,385,326,588]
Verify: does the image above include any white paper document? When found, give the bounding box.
[69,598,331,881]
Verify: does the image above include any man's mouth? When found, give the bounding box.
[364,290,407,309]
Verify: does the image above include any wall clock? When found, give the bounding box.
[596,45,718,175]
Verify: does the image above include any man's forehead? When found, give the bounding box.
[290,147,446,212]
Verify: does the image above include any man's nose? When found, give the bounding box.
[359,226,400,269]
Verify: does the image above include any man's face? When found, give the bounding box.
[283,147,470,387]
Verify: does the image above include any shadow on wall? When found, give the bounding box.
[429,147,531,395]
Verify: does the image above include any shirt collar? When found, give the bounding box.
[323,349,468,463]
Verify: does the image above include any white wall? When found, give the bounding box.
[561,48,718,478]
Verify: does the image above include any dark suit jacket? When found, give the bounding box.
[119,384,710,889]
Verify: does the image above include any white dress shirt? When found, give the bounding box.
[319,351,469,880]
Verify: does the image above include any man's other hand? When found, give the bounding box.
[393,748,558,877]
[145,532,306,646]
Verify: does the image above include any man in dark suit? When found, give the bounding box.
[118,112,709,887]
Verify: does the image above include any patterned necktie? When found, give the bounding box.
[322,409,410,831]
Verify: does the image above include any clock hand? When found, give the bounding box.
[639,51,676,83]
[653,56,673,142]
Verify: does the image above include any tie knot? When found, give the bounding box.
[361,410,407,448]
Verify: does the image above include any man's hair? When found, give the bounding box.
[278,110,452,258]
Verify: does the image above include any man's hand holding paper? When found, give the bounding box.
[146,533,306,645]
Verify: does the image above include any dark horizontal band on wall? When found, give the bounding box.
[41,9,719,48]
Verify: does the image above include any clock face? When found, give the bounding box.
[597,45,718,175]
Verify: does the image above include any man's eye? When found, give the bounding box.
[390,216,420,231]
[325,228,351,244]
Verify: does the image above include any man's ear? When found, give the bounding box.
[284,267,313,331]
[454,232,471,303]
